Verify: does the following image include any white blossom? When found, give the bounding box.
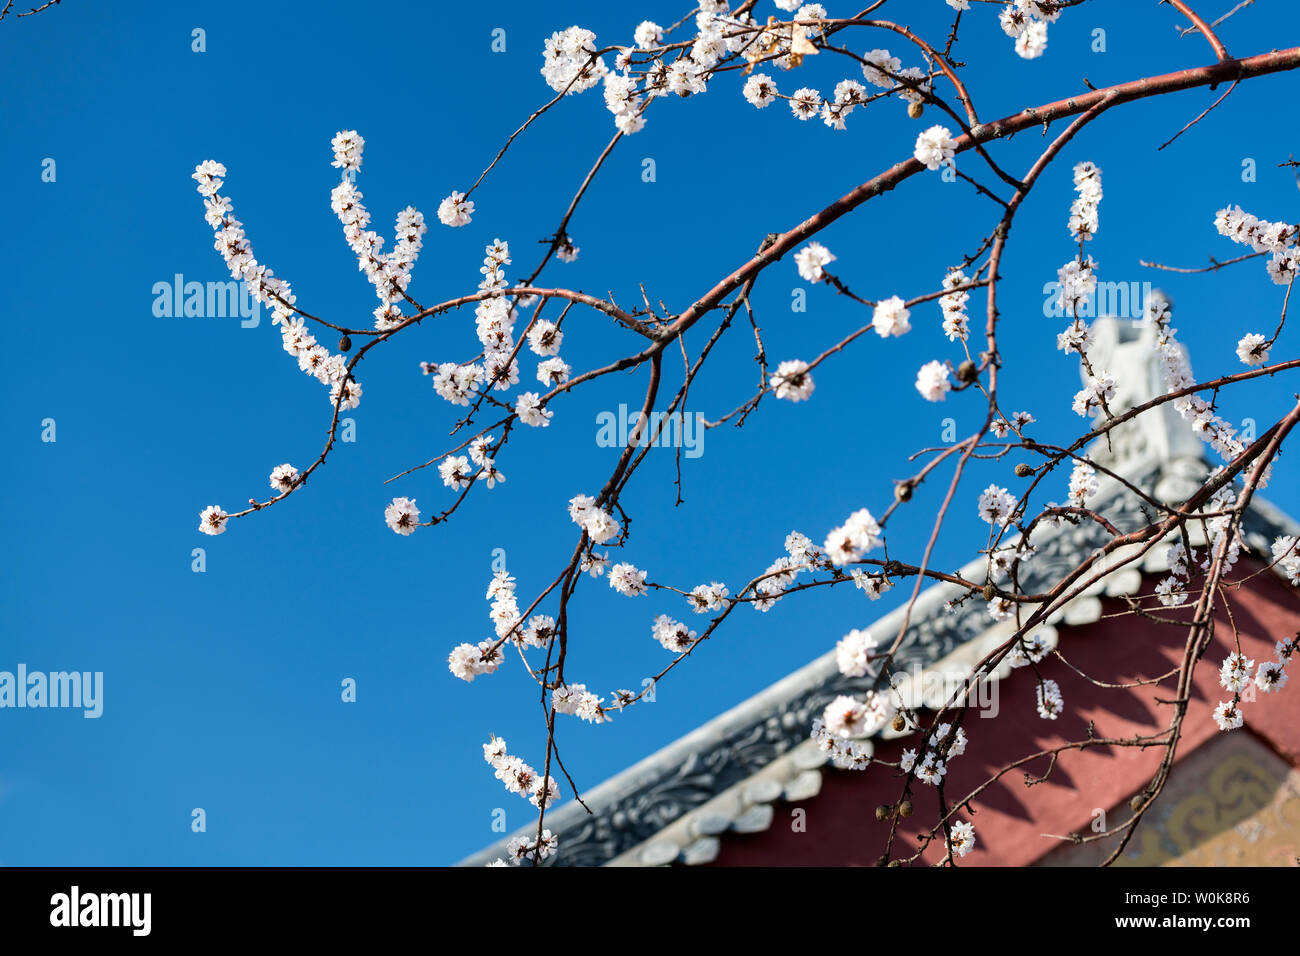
[914,125,956,171]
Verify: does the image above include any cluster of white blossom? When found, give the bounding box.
[547,4,939,143]
[993,0,1060,59]
[542,25,608,95]
[1145,292,1251,468]
[728,532,823,615]
[602,71,646,135]
[1008,629,1054,668]
[987,536,1035,585]
[794,241,835,282]
[809,717,872,769]
[327,132,428,318]
[1068,161,1102,241]
[1219,652,1253,695]
[609,561,649,597]
[860,48,930,105]
[553,682,607,723]
[194,146,374,536]
[448,636,504,683]
[835,628,878,677]
[425,240,528,419]
[193,156,360,415]
[384,496,420,535]
[198,505,228,536]
[947,819,977,857]
[939,268,971,342]
[742,72,779,109]
[330,130,364,172]
[652,614,698,652]
[1200,481,1244,576]
[1056,257,1098,324]
[437,191,474,228]
[821,691,895,739]
[817,79,870,130]
[483,736,561,810]
[1214,204,1299,285]
[823,508,883,565]
[527,317,563,357]
[914,125,957,172]
[785,530,821,568]
[901,721,969,786]
[991,410,1035,439]
[438,454,473,490]
[770,359,815,401]
[1066,459,1098,508]
[977,484,1019,527]
[487,828,559,866]
[428,246,547,423]
[1155,539,1194,607]
[1213,204,1297,371]
[433,439,505,499]
[486,569,522,642]
[687,581,730,613]
[852,567,894,600]
[916,360,952,402]
[269,463,300,493]
[516,391,553,427]
[1213,635,1296,731]
[1035,677,1063,719]
[1272,536,1300,585]
[1235,332,1270,367]
[569,493,620,543]
[751,555,800,611]
[1071,369,1116,418]
[873,295,911,337]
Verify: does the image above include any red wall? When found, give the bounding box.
[707,560,1300,866]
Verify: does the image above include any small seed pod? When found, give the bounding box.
[957,359,977,383]
[907,101,924,119]
[982,582,997,602]
[339,334,352,353]
[1129,795,1145,813]
[1014,463,1034,478]
[895,481,913,502]
[891,713,906,732]
[875,805,891,822]
[898,800,914,818]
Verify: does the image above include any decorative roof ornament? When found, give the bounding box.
[1085,311,1209,504]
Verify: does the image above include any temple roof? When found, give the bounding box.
[458,317,1300,866]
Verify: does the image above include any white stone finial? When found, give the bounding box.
[1084,315,1206,502]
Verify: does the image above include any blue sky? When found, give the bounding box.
[2,0,1297,865]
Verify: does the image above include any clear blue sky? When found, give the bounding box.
[2,1,1297,865]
